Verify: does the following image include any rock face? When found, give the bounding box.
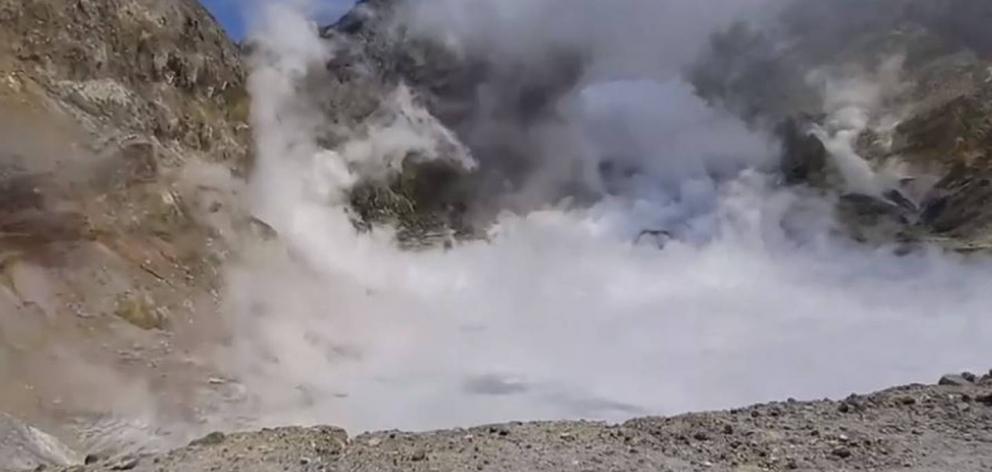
[0,0,250,165]
[0,413,82,471]
[308,0,992,250]
[0,0,252,450]
[305,0,591,240]
[692,0,992,250]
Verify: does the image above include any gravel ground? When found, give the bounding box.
[63,373,992,472]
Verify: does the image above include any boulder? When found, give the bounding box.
[938,374,975,387]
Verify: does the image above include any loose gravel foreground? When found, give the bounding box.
[64,374,992,472]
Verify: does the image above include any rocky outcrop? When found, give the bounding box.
[693,0,992,250]
[0,0,250,166]
[314,0,992,250]
[0,0,252,450]
[0,0,252,323]
[304,0,591,239]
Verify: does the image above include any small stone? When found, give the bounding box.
[84,454,102,465]
[962,372,978,382]
[110,457,139,471]
[832,447,852,459]
[300,457,311,465]
[410,449,428,461]
[938,374,973,386]
[190,431,225,447]
[693,431,710,441]
[898,397,916,405]
[838,403,851,413]
[722,424,734,435]
[367,438,382,447]
[488,426,510,436]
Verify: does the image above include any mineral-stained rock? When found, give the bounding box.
[891,83,992,171]
[0,0,250,168]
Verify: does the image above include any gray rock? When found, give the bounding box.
[939,374,975,386]
[189,432,226,447]
[0,413,82,471]
[982,370,992,384]
[832,447,853,459]
[109,456,141,471]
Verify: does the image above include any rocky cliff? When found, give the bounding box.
[0,0,253,457]
[293,0,594,243]
[691,0,992,249]
[296,0,992,251]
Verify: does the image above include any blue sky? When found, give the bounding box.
[201,0,354,39]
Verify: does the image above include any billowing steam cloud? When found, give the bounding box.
[206,0,992,437]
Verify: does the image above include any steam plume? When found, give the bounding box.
[206,0,992,437]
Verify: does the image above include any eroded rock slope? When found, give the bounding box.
[0,0,252,453]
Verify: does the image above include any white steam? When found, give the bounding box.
[211,2,992,436]
[403,0,779,80]
[809,56,910,196]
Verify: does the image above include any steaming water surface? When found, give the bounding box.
[227,172,992,434]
